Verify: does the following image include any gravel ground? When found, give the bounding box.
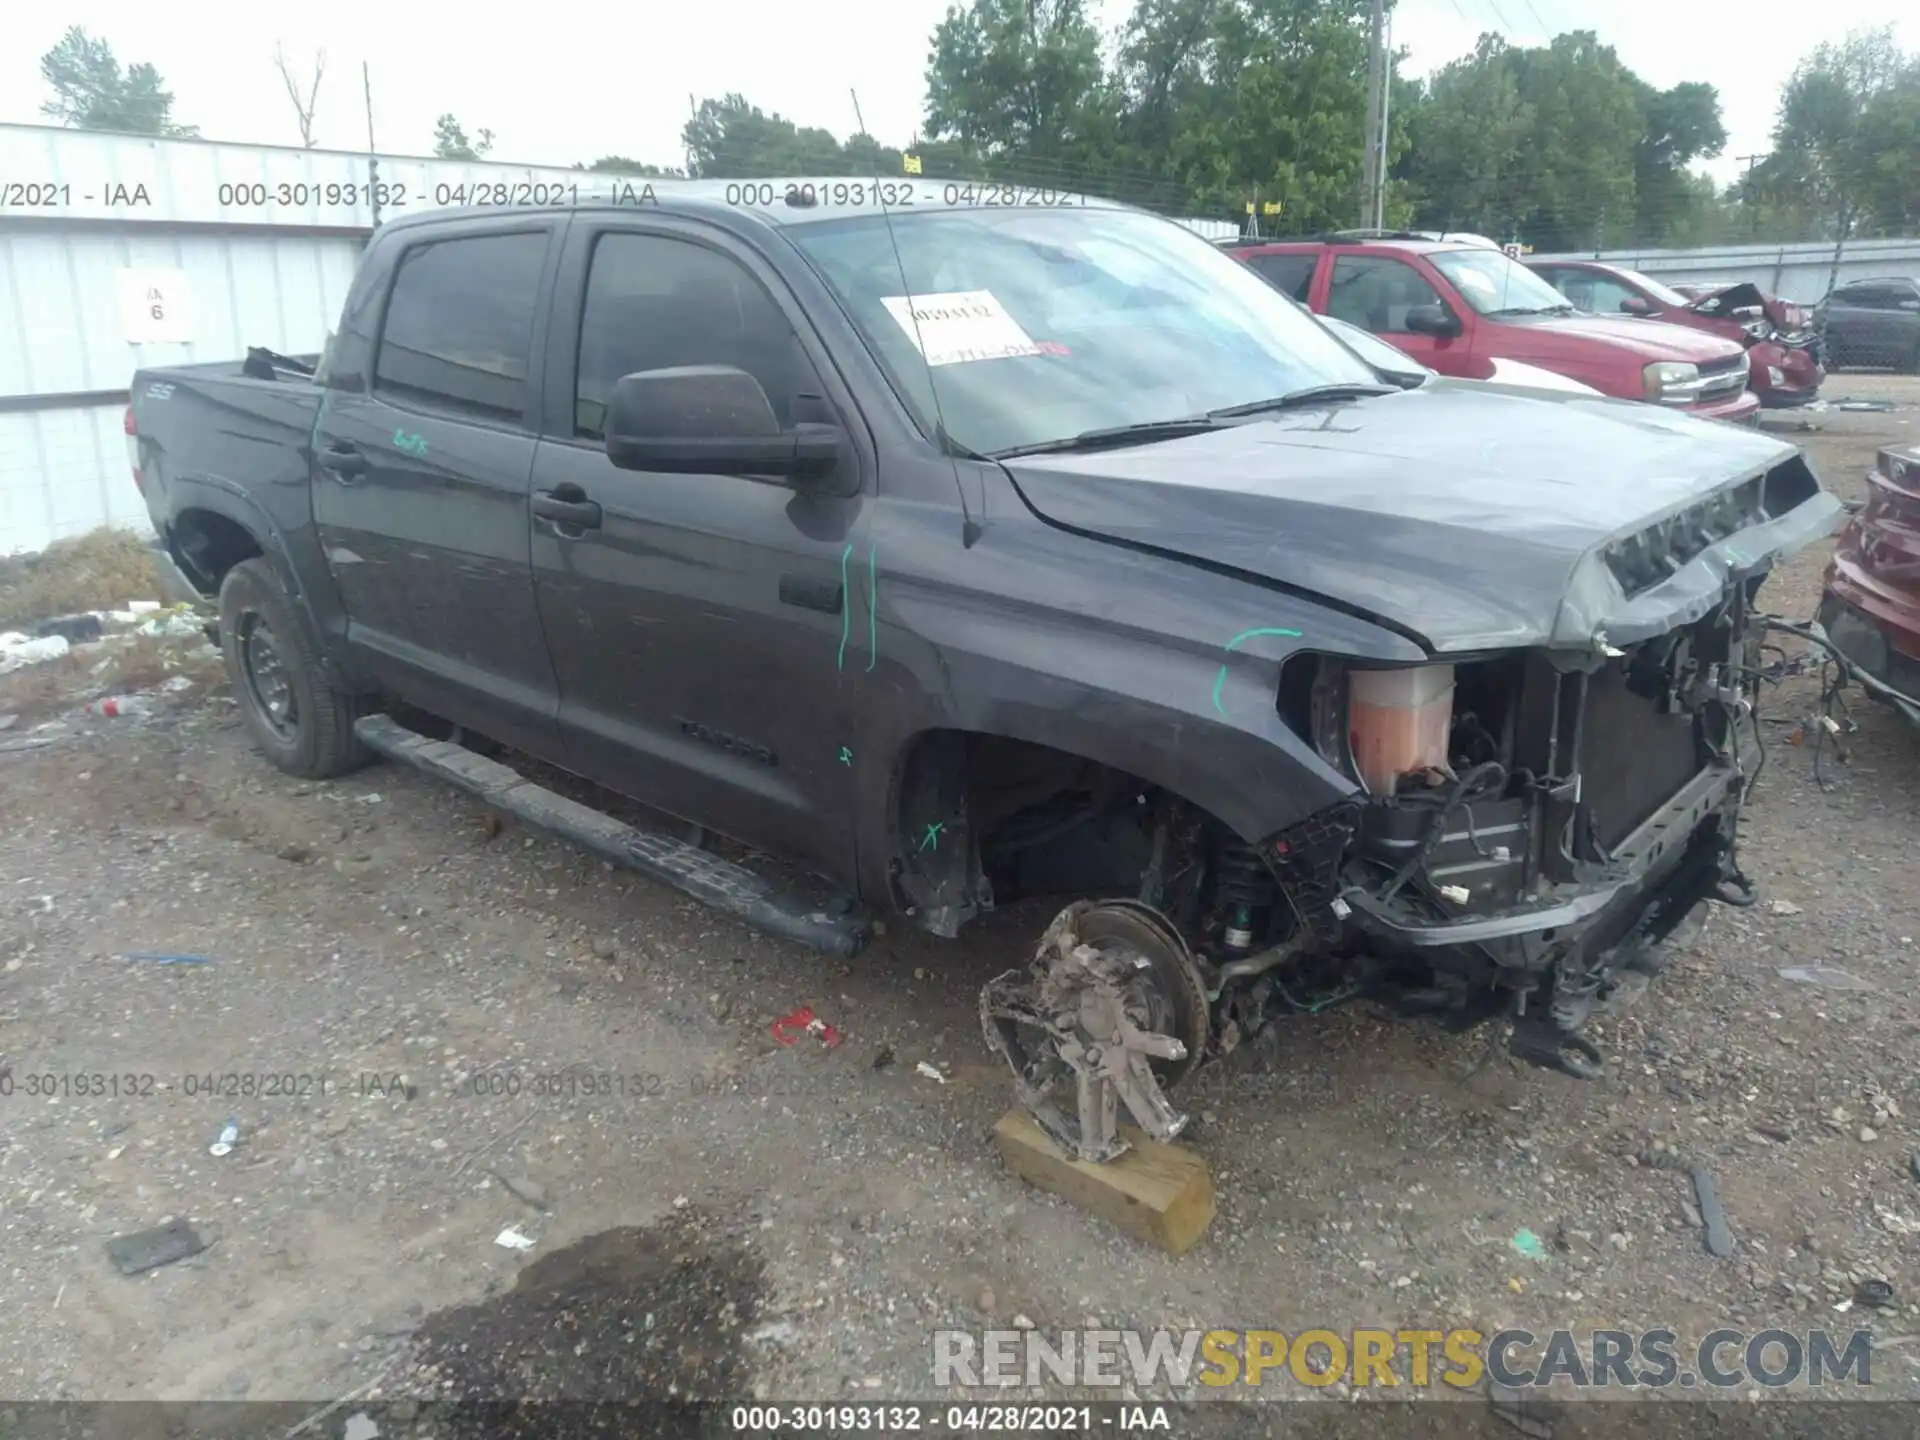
[2,380,1919,1432]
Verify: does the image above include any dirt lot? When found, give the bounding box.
[2,381,1918,1432]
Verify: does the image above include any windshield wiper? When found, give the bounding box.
[1208,382,1396,418]
[989,416,1228,459]
[1486,304,1576,318]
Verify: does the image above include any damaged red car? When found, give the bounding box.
[1819,444,1920,721]
[1529,259,1824,408]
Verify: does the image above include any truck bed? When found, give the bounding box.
[131,350,329,592]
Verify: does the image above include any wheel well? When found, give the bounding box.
[170,509,263,594]
[891,729,1226,937]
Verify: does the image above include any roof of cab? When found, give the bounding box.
[375,177,1129,235]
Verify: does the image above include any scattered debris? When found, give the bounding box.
[1877,1205,1920,1237]
[915,1061,947,1084]
[124,952,211,966]
[209,1119,240,1157]
[492,1172,550,1211]
[746,1320,798,1345]
[0,633,70,674]
[84,696,151,719]
[160,674,195,693]
[125,599,162,616]
[0,713,16,731]
[1509,1228,1548,1261]
[105,1219,209,1275]
[340,1414,381,1440]
[137,612,206,639]
[1692,1166,1735,1256]
[1777,965,1875,990]
[869,1042,896,1071]
[35,614,104,644]
[1856,1278,1895,1309]
[769,1005,843,1049]
[1768,898,1804,916]
[494,1225,537,1252]
[1910,1152,1920,1184]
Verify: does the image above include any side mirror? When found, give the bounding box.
[604,365,849,492]
[1403,304,1461,338]
[1619,295,1656,316]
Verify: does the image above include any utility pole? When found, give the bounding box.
[1359,0,1387,229]
[1372,3,1394,230]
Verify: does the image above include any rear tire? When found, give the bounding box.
[218,558,366,779]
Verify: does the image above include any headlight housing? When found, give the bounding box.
[1643,360,1702,405]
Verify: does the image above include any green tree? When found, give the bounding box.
[923,0,1116,187]
[1630,80,1726,245]
[39,26,197,136]
[433,114,494,160]
[682,94,851,177]
[575,155,683,177]
[1400,34,1534,238]
[1749,28,1918,250]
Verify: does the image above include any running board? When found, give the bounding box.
[353,714,870,957]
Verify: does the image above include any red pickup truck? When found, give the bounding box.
[1227,236,1761,425]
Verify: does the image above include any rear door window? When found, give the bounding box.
[373,232,548,424]
[1245,252,1317,301]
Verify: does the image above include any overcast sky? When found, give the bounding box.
[0,0,1907,188]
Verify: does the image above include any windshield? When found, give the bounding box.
[785,207,1378,455]
[1430,249,1573,317]
[1617,268,1691,308]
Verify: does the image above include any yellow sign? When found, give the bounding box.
[903,154,924,175]
[1244,200,1282,216]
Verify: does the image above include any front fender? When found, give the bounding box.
[849,506,1422,906]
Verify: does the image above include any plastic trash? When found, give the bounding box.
[85,696,151,718]
[915,1061,947,1084]
[0,634,70,674]
[125,951,211,965]
[209,1119,240,1157]
[126,600,163,615]
[770,1005,843,1049]
[1509,1228,1548,1260]
[495,1225,537,1251]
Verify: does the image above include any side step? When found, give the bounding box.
[353,714,870,957]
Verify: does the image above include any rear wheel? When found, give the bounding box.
[218,558,365,778]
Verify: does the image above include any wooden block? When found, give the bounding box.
[993,1108,1215,1256]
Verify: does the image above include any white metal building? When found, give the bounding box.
[0,123,1245,556]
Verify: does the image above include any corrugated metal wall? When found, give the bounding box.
[1532,237,1920,306]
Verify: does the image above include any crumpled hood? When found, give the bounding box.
[1002,383,1845,653]
[1505,312,1746,364]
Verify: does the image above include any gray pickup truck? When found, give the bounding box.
[129,180,1841,1161]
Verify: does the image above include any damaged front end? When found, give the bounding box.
[984,450,1844,1164]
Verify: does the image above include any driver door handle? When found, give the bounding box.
[532,487,603,530]
[318,443,368,480]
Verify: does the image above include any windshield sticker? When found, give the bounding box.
[881,290,1043,367]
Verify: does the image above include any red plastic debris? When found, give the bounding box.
[770,1005,843,1049]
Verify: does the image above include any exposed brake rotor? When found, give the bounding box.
[979,899,1211,1164]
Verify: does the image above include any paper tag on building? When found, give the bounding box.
[118,268,193,343]
[881,290,1042,367]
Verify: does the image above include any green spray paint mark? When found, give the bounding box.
[865,540,879,673]
[393,429,428,459]
[837,746,853,766]
[918,821,944,853]
[1210,626,1305,718]
[835,542,854,671]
